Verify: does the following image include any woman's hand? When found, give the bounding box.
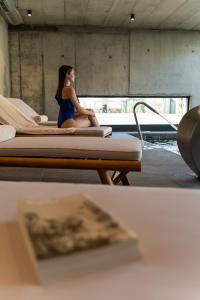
[86,108,95,116]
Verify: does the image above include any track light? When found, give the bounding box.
[130,14,135,21]
[27,9,32,17]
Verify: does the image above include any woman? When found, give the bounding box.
[55,65,99,128]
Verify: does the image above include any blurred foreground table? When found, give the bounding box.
[0,181,200,300]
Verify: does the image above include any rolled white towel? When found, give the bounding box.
[34,115,48,123]
[0,125,16,143]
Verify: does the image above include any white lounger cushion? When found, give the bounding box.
[7,98,39,119]
[8,98,49,124]
[17,126,111,137]
[8,98,49,123]
[17,126,75,135]
[36,122,112,137]
[73,126,112,137]
[0,136,142,160]
[0,125,16,143]
[0,95,37,128]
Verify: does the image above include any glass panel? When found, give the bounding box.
[79,97,188,126]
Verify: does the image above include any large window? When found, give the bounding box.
[79,97,189,126]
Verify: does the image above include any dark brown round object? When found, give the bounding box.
[177,106,200,177]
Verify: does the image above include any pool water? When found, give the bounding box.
[144,138,180,155]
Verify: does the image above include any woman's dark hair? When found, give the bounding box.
[55,65,73,100]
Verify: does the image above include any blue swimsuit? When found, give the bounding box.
[56,96,76,128]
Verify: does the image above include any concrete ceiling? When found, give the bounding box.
[16,0,200,30]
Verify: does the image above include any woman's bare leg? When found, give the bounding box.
[61,115,91,128]
[88,115,100,127]
[87,109,100,127]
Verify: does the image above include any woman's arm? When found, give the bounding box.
[62,87,94,116]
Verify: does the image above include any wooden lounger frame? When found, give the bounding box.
[0,157,141,185]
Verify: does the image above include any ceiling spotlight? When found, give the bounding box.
[27,9,32,17]
[130,14,135,21]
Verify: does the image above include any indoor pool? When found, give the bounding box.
[144,137,180,155]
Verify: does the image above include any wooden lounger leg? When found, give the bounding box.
[111,170,118,181]
[97,170,114,185]
[121,175,130,186]
[113,171,130,186]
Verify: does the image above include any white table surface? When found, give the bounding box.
[0,181,200,300]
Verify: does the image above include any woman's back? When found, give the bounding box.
[56,96,76,128]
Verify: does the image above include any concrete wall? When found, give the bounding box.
[130,30,200,103]
[0,15,10,96]
[9,27,200,119]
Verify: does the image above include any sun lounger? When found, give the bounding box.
[0,126,142,185]
[0,95,112,137]
[5,97,112,137]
